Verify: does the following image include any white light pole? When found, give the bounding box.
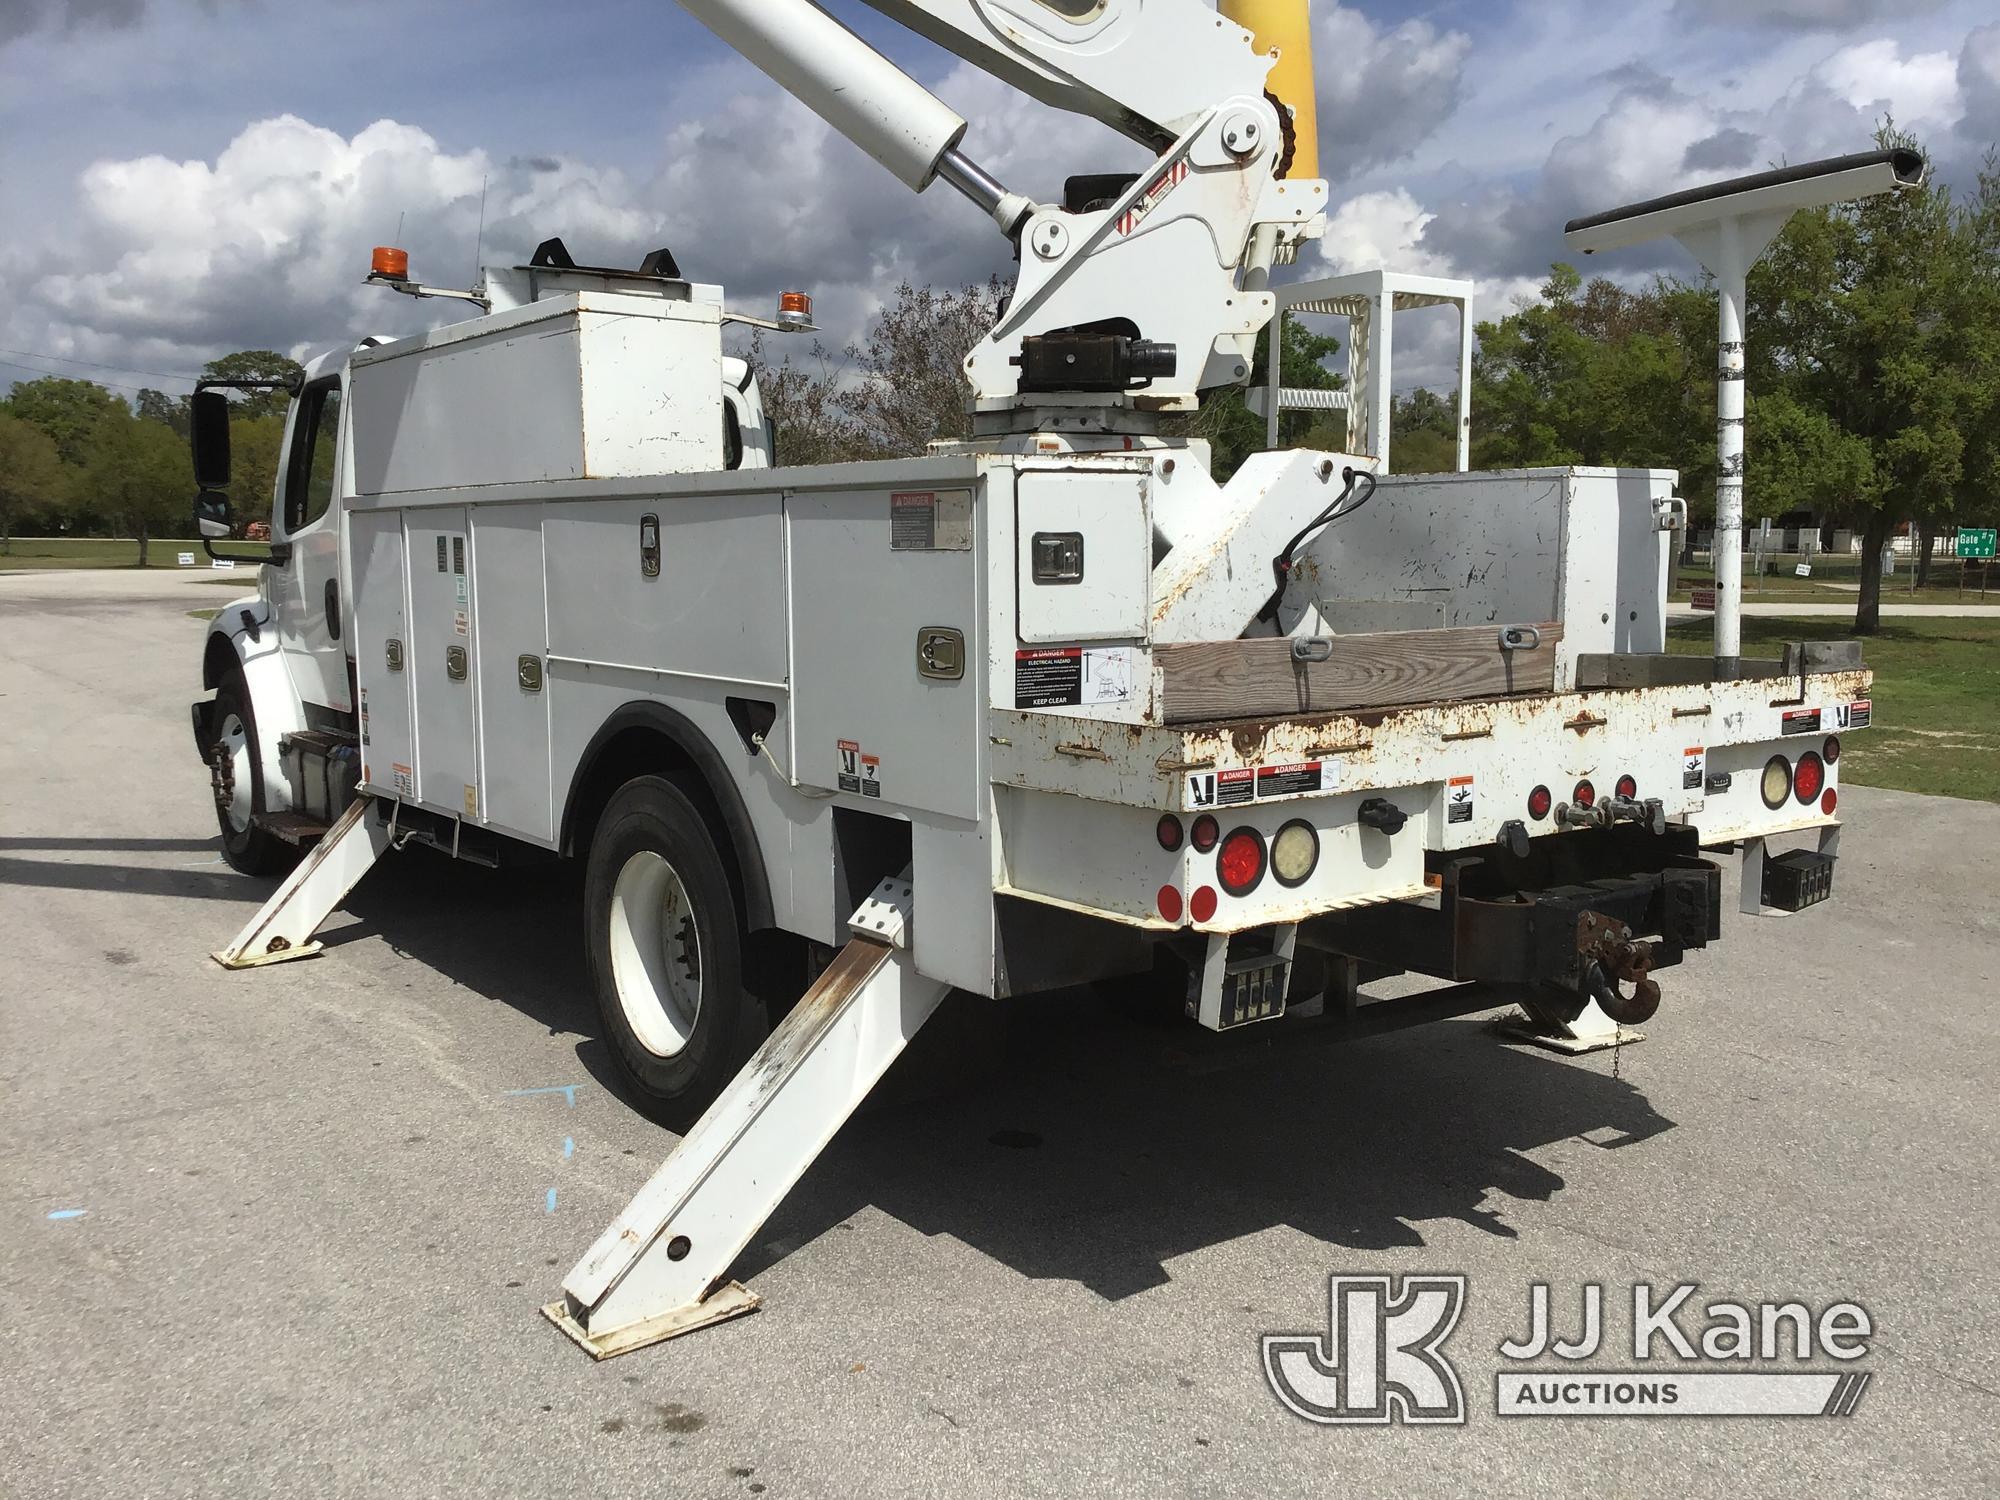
[1565,150,1924,675]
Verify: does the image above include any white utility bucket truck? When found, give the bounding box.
[186,0,1906,1359]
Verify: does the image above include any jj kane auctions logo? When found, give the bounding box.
[1264,1276,1874,1424]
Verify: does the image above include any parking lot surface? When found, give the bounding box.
[3,569,1996,1498]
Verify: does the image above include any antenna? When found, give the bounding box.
[473,176,489,280]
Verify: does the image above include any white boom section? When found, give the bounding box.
[211,797,391,968]
[864,0,1272,146]
[547,872,951,1359]
[678,0,967,192]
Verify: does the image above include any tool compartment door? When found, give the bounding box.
[472,509,553,842]
[406,509,480,818]
[787,486,982,821]
[350,509,413,800]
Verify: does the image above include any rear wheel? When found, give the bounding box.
[585,777,765,1130]
[209,672,295,878]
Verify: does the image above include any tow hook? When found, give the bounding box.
[1576,910,1661,1024]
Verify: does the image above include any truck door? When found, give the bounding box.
[268,375,352,714]
[405,510,480,819]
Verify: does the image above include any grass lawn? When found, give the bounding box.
[1669,552,1996,605]
[0,537,211,570]
[1668,615,2000,804]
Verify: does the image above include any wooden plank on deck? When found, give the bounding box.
[1157,623,1563,725]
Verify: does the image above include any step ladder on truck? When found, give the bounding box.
[185,0,1912,1359]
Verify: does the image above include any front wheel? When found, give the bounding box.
[584,777,765,1130]
[209,672,296,878]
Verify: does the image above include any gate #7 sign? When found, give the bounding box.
[1962,528,1997,560]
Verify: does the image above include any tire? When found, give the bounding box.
[584,776,765,1130]
[209,671,296,878]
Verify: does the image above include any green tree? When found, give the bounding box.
[78,408,193,565]
[1390,388,1461,475]
[1185,316,1344,481]
[1755,129,1977,632]
[200,351,304,418]
[4,376,129,466]
[137,387,191,439]
[0,411,68,552]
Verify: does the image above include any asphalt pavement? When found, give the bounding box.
[3,568,1996,1498]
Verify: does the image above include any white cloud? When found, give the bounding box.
[1313,5,1473,181]
[1959,24,2000,140]
[1674,0,1950,28]
[1813,38,1962,128]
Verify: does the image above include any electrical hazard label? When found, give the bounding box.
[1684,747,1707,791]
[890,490,973,551]
[837,740,883,798]
[1782,708,1823,736]
[1014,647,1139,709]
[1447,775,1476,825]
[391,763,414,798]
[1844,700,1872,729]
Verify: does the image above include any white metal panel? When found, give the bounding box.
[472,510,554,842]
[349,509,412,801]
[1558,470,1674,661]
[405,510,479,817]
[543,494,786,687]
[788,487,983,821]
[1015,469,1150,644]
[348,293,723,497]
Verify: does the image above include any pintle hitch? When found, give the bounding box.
[1575,910,1661,1025]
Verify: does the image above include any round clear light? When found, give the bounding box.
[1761,756,1792,810]
[1272,821,1319,887]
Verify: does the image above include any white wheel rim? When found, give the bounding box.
[217,712,254,833]
[608,850,703,1058]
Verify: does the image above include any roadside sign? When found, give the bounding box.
[1962,528,1997,560]
[177,551,196,566]
[211,558,236,571]
[1795,564,1812,578]
[1692,587,1717,612]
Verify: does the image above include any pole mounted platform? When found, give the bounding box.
[1564,149,1925,676]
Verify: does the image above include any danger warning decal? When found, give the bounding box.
[837,740,883,799]
[1782,708,1823,736]
[1841,700,1872,730]
[1183,762,1338,812]
[1014,647,1139,709]
[1117,160,1190,236]
[1447,775,1476,825]
[1683,746,1707,792]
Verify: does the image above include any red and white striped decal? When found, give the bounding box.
[1116,160,1190,236]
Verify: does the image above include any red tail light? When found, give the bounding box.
[1573,780,1597,809]
[1157,885,1184,923]
[1822,788,1838,816]
[1793,751,1826,806]
[1527,785,1553,821]
[1824,736,1841,765]
[1189,886,1219,924]
[1191,815,1220,853]
[1216,828,1267,897]
[1615,774,1638,800]
[1157,814,1184,852]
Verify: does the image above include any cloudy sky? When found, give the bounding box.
[2,0,1997,399]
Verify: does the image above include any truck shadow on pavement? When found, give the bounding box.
[329,848,1677,1304]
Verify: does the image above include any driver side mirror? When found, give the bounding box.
[190,389,232,490]
[194,488,234,540]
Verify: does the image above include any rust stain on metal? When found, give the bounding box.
[1565,712,1608,734]
[1440,727,1493,743]
[1056,742,1111,762]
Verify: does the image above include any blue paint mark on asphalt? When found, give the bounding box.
[564,1137,575,1160]
[507,1085,584,1108]
[545,1188,558,1214]
[47,1209,87,1221]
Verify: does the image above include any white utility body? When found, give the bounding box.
[188,0,1880,1358]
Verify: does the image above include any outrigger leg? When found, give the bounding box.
[545,870,950,1359]
[212,797,393,968]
